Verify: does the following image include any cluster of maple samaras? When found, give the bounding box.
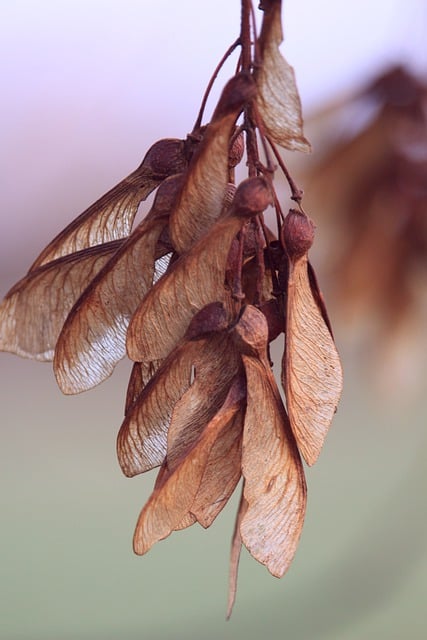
[0,0,342,614]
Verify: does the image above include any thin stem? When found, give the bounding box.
[267,135,305,204]
[240,0,253,73]
[251,100,275,174]
[254,216,266,307]
[271,183,285,228]
[193,38,241,131]
[232,227,247,308]
[249,0,260,66]
[244,110,259,178]
[226,486,247,620]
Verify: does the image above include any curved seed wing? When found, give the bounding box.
[0,241,122,360]
[283,255,343,465]
[256,0,310,152]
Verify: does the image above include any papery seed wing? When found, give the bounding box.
[190,406,243,528]
[53,174,182,393]
[283,255,343,465]
[118,333,237,477]
[307,261,334,336]
[132,379,243,555]
[125,360,163,415]
[29,138,187,269]
[256,0,310,152]
[170,74,256,253]
[116,339,201,477]
[166,334,241,472]
[165,350,244,528]
[127,176,272,362]
[234,305,306,578]
[127,218,238,362]
[240,354,306,577]
[173,513,197,530]
[0,240,122,361]
[53,215,168,394]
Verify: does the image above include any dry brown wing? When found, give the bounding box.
[132,379,244,555]
[307,261,334,336]
[233,305,306,578]
[256,0,310,152]
[169,74,256,253]
[0,240,122,361]
[126,218,240,362]
[165,334,241,472]
[53,173,183,393]
[124,360,163,415]
[29,138,187,269]
[124,299,228,415]
[164,342,244,527]
[163,338,243,527]
[118,333,239,478]
[53,215,168,394]
[283,254,343,465]
[116,339,200,477]
[190,406,243,528]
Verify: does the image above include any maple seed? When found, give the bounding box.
[184,302,229,340]
[282,209,315,258]
[0,0,343,620]
[232,176,273,216]
[229,132,245,168]
[141,138,188,177]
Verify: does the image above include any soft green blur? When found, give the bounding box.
[1,342,426,639]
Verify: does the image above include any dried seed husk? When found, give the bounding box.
[256,0,310,152]
[29,138,188,269]
[282,209,315,259]
[183,301,229,341]
[283,253,343,465]
[0,240,122,360]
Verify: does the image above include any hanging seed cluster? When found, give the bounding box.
[0,0,342,616]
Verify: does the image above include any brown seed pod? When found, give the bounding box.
[282,209,315,259]
[232,176,273,217]
[229,131,245,168]
[141,137,188,177]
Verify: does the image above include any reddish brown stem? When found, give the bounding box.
[193,38,241,131]
[232,227,247,307]
[254,216,266,307]
[240,0,253,73]
[267,135,304,204]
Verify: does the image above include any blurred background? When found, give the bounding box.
[1,1,426,638]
